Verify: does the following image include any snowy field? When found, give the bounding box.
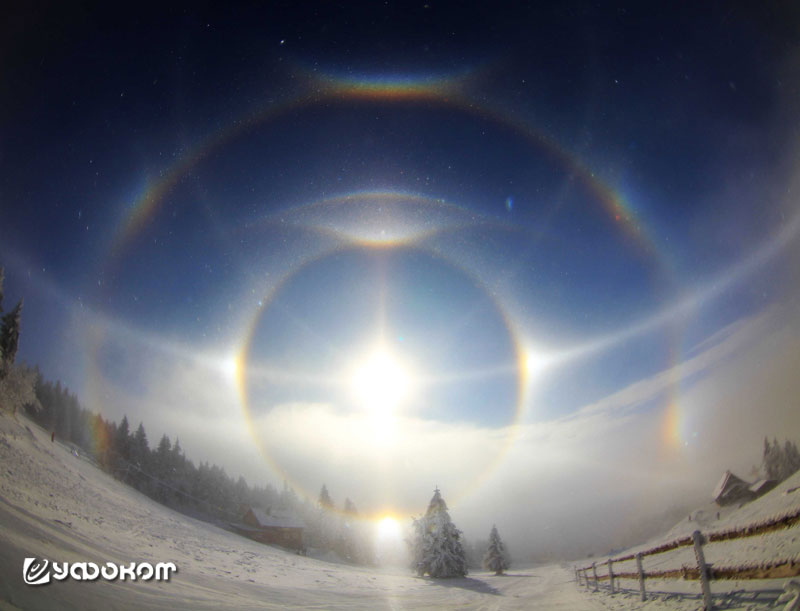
[0,410,602,610]
[1,408,798,610]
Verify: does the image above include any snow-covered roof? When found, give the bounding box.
[713,470,750,500]
[713,471,732,500]
[749,479,776,494]
[246,507,303,529]
[231,523,263,533]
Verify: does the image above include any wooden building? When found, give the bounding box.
[713,470,756,506]
[749,478,778,497]
[233,507,304,551]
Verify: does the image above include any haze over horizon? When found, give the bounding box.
[2,3,800,560]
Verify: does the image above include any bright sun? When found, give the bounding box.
[221,355,239,384]
[525,348,552,379]
[349,346,414,413]
[376,515,402,540]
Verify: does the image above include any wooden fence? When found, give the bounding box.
[575,507,800,610]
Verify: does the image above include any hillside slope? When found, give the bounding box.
[0,410,599,610]
[574,470,800,610]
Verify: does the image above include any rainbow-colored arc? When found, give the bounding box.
[233,234,529,517]
[319,73,460,101]
[112,71,667,274]
[99,69,690,511]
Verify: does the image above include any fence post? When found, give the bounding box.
[592,562,598,592]
[692,530,714,611]
[636,552,646,602]
[607,558,614,594]
[583,568,590,588]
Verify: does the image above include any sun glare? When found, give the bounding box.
[525,349,552,378]
[349,346,414,413]
[376,515,402,541]
[221,355,239,384]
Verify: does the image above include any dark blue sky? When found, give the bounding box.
[1,2,799,509]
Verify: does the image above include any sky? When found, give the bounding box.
[2,2,800,559]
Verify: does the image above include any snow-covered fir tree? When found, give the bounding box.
[318,484,334,509]
[334,497,373,565]
[763,437,800,482]
[408,487,468,578]
[0,267,23,373]
[482,525,509,575]
[0,363,37,415]
[0,270,36,415]
[0,301,22,370]
[343,498,358,515]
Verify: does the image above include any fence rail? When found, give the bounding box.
[575,506,800,610]
[583,559,800,583]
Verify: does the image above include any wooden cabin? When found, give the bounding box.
[749,478,778,497]
[713,470,756,506]
[234,507,304,551]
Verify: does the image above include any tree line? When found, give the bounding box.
[0,267,378,562]
[1,267,505,572]
[28,373,284,521]
[0,267,37,414]
[308,483,374,563]
[762,437,800,482]
[26,374,375,562]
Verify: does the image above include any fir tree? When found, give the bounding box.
[171,438,185,469]
[115,415,131,461]
[279,479,299,510]
[0,300,23,369]
[344,498,358,515]
[0,270,35,414]
[130,422,150,489]
[763,436,800,482]
[152,434,173,503]
[319,484,334,509]
[335,498,369,564]
[0,363,38,415]
[483,525,510,575]
[408,488,468,578]
[132,423,149,464]
[156,434,172,465]
[785,440,800,476]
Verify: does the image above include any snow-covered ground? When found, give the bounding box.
[1,407,798,610]
[0,410,603,610]
[574,472,800,610]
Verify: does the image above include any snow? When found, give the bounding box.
[410,488,469,578]
[574,471,800,610]
[713,470,736,500]
[1,408,798,609]
[0,411,598,609]
[244,507,303,529]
